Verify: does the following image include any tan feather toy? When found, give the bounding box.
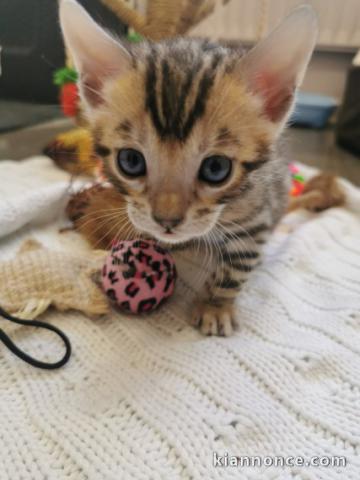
[99,0,227,40]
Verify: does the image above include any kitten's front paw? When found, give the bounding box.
[191,301,238,337]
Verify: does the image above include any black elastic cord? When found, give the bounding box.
[0,306,71,369]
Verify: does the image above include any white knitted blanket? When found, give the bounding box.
[0,157,359,480]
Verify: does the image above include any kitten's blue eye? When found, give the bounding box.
[117,149,146,177]
[199,155,232,184]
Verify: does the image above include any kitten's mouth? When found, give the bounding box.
[152,230,193,245]
[145,223,201,245]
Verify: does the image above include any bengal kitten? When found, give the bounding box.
[60,0,317,336]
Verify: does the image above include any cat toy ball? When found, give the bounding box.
[101,240,177,314]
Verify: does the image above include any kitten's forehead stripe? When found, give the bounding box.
[160,58,177,133]
[144,40,229,141]
[145,51,164,137]
[217,128,232,141]
[115,120,134,141]
[216,127,241,147]
[117,120,132,133]
[181,60,217,140]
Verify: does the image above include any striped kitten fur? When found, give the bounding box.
[60,0,317,336]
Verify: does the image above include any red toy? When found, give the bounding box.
[289,163,305,197]
[53,67,79,118]
[101,240,177,314]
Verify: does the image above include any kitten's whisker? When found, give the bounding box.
[217,220,261,250]
[114,220,141,246]
[77,215,124,241]
[214,225,248,273]
[72,203,129,220]
[198,238,211,289]
[203,234,215,288]
[74,207,128,224]
[108,215,136,241]
[74,211,127,232]
[187,236,210,291]
[207,229,222,288]
[76,208,129,235]
[219,232,256,264]
[80,203,129,213]
[93,216,131,249]
[209,229,229,285]
[81,83,109,104]
[215,222,262,275]
[213,231,228,288]
[77,210,123,226]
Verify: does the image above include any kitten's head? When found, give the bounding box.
[60,0,317,244]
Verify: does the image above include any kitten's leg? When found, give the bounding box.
[191,226,269,336]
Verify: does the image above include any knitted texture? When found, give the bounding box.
[0,157,360,479]
[0,157,84,239]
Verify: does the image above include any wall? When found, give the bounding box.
[302,51,354,101]
[189,0,358,102]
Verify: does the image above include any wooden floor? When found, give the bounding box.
[0,119,359,186]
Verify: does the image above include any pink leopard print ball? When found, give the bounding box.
[101,240,177,314]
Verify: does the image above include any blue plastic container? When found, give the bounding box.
[290,92,338,128]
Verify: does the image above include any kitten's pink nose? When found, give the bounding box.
[153,214,183,231]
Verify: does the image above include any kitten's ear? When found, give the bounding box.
[59,0,131,109]
[241,6,318,129]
